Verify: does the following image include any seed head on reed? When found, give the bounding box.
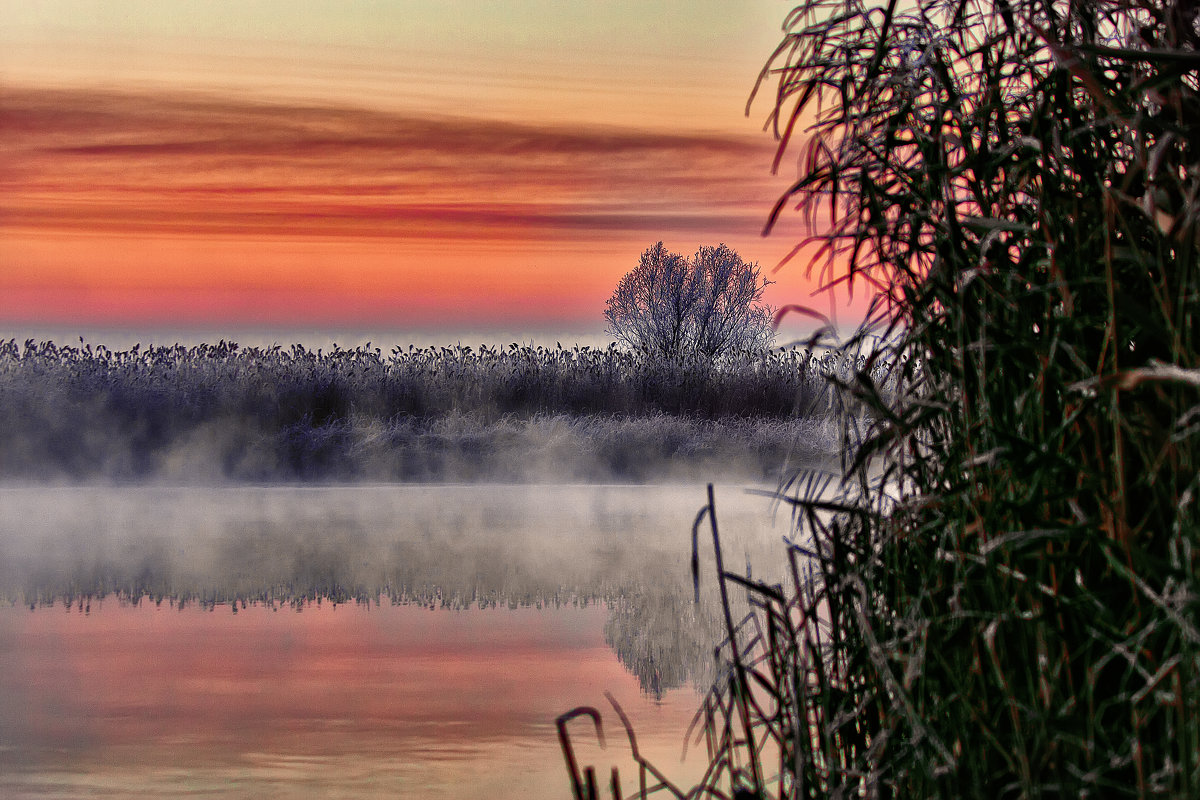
[561,1,1200,797]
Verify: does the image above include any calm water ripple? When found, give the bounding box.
[0,483,793,798]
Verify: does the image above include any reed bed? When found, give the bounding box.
[0,339,862,482]
[561,0,1199,797]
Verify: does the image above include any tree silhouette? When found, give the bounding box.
[604,242,773,359]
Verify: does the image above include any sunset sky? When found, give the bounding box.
[0,1,840,335]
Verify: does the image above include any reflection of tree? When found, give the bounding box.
[9,523,745,695]
[604,587,722,698]
[600,561,773,699]
[13,528,766,699]
[2,485,785,692]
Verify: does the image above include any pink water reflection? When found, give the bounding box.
[0,602,708,799]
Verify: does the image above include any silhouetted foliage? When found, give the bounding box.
[581,1,1200,798]
[605,242,774,359]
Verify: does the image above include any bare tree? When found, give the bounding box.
[605,242,773,359]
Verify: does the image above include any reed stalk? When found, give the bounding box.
[561,1,1199,796]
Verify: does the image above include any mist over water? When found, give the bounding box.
[1,335,839,485]
[0,328,833,797]
[0,483,797,688]
[0,482,800,798]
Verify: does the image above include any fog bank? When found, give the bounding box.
[0,483,803,694]
[2,339,849,483]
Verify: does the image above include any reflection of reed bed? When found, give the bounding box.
[559,485,807,799]
[0,484,790,696]
[0,339,864,482]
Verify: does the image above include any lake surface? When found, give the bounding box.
[0,483,797,799]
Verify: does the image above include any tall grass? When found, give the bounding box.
[561,0,1199,797]
[0,339,858,482]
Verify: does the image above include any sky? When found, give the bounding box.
[0,1,844,337]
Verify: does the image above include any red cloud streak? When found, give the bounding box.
[0,86,812,328]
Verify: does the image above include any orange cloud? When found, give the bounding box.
[0,86,818,328]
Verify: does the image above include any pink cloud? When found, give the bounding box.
[1,86,784,241]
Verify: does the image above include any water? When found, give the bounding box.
[0,483,796,798]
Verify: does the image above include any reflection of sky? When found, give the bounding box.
[0,1,854,331]
[0,603,707,799]
[0,483,803,692]
[0,483,801,797]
